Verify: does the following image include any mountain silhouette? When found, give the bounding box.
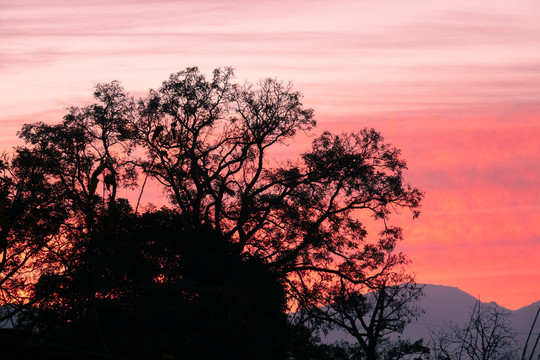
[321,284,540,347]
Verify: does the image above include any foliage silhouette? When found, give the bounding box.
[2,67,422,358]
[287,323,355,360]
[0,153,67,322]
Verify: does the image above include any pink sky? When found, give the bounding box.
[1,0,539,310]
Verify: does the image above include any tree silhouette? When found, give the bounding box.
[295,275,426,360]
[126,67,422,307]
[0,153,67,323]
[430,302,519,360]
[3,67,422,358]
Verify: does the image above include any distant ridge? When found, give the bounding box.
[322,284,540,346]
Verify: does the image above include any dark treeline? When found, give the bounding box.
[0,67,428,359]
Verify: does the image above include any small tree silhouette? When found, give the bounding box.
[431,302,519,360]
[296,278,426,360]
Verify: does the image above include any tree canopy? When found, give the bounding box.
[0,67,422,359]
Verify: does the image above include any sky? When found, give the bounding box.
[1,0,539,310]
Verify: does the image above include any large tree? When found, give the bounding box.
[127,67,422,304]
[3,67,422,358]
